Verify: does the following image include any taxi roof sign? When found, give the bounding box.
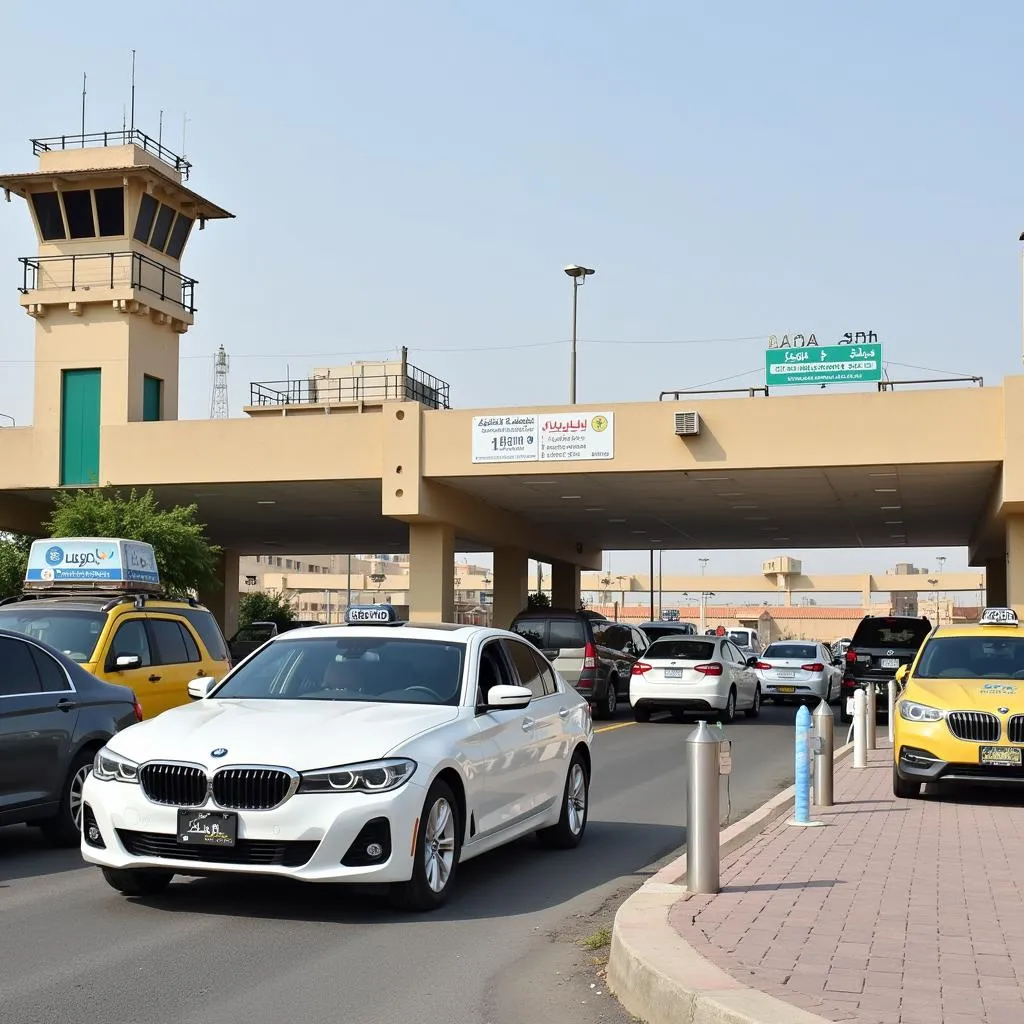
[979,607,1019,626]
[345,603,401,625]
[24,538,162,591]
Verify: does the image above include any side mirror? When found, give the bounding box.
[746,655,759,667]
[484,684,532,711]
[187,676,217,700]
[113,653,142,671]
[894,665,909,686]
[833,656,844,666]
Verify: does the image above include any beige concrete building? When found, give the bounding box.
[0,129,1013,637]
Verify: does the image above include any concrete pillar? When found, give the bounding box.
[986,554,1008,607]
[199,549,240,639]
[1006,516,1024,616]
[551,559,581,610]
[492,546,528,629]
[408,522,455,622]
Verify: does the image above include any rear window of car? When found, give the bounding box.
[180,608,230,662]
[511,617,588,650]
[642,625,691,641]
[764,644,817,659]
[853,619,931,648]
[915,636,1024,680]
[647,639,716,661]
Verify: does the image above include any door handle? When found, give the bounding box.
[521,717,535,730]
[55,697,79,712]
[148,674,162,682]
[558,707,570,718]
[194,670,205,677]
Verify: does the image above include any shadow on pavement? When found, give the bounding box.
[0,825,84,882]
[721,879,841,893]
[120,818,685,925]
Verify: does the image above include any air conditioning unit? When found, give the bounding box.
[674,411,701,436]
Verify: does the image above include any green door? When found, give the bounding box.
[60,369,101,486]
[143,375,162,422]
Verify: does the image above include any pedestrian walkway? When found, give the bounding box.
[667,742,1024,1024]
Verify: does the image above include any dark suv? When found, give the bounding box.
[509,608,648,719]
[840,614,932,722]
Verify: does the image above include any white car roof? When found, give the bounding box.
[277,622,509,644]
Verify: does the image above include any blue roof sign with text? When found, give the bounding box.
[765,344,883,387]
[25,537,161,586]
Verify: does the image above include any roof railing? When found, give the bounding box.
[30,129,192,179]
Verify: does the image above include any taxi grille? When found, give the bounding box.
[212,769,294,810]
[140,763,207,806]
[1007,716,1024,744]
[946,712,1000,743]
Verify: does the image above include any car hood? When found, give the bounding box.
[108,699,461,771]
[904,678,1024,711]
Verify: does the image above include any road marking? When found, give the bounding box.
[595,721,637,734]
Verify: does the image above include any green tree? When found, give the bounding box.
[527,591,550,609]
[0,533,35,600]
[239,590,296,630]
[44,487,221,598]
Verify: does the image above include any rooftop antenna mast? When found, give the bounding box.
[130,49,136,134]
[80,73,86,144]
[158,109,163,147]
[210,345,230,419]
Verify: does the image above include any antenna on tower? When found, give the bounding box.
[210,345,230,419]
[130,49,136,133]
[81,73,87,143]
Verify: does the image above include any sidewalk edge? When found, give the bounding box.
[606,739,854,1024]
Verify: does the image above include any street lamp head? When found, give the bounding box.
[564,264,595,279]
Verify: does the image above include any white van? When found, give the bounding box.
[725,626,762,654]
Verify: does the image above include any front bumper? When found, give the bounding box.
[80,771,427,884]
[895,717,1024,785]
[629,679,729,712]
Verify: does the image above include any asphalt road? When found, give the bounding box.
[0,702,808,1024]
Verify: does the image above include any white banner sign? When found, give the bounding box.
[471,411,614,464]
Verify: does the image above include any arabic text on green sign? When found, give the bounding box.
[765,344,883,386]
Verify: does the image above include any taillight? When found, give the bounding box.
[694,662,723,676]
[631,662,651,676]
[845,649,857,664]
[583,642,596,670]
[132,695,143,721]
[755,661,771,670]
[802,663,825,672]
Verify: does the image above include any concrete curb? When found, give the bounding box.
[607,739,855,1024]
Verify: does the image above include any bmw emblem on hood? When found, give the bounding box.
[211,748,228,758]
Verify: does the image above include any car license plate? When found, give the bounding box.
[177,809,237,848]
[664,668,682,678]
[776,670,796,679]
[880,658,899,669]
[980,746,1023,767]
[776,685,796,693]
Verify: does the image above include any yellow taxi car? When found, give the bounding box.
[0,537,231,718]
[893,606,1024,798]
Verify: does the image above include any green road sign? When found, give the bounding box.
[765,344,883,387]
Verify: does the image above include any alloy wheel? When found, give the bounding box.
[424,797,456,894]
[567,762,587,835]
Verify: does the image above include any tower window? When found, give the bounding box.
[94,187,125,236]
[31,192,66,240]
[166,213,193,259]
[134,193,158,243]
[149,203,175,251]
[61,190,95,239]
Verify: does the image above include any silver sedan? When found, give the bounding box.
[754,641,842,704]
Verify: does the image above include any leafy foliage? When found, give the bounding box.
[0,533,34,600]
[239,590,296,630]
[527,591,550,609]
[44,487,221,598]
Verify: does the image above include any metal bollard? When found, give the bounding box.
[812,699,834,806]
[853,687,867,768]
[887,681,896,743]
[686,720,721,894]
[794,705,812,823]
[865,681,877,750]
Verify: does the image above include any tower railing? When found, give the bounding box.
[19,252,197,313]
[249,364,451,409]
[30,129,192,179]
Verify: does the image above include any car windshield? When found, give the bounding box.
[646,639,716,661]
[914,635,1024,680]
[855,620,931,648]
[764,644,817,659]
[0,607,104,663]
[213,636,467,705]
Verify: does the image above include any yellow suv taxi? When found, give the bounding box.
[0,537,231,718]
[893,606,1024,798]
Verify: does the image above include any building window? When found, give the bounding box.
[134,194,158,244]
[244,575,257,586]
[31,192,66,241]
[94,187,125,236]
[142,375,162,422]
[149,202,175,251]
[166,213,193,259]
[61,190,96,238]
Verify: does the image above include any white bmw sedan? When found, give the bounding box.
[80,611,594,911]
[754,640,841,705]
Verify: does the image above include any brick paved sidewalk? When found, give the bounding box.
[668,742,1024,1024]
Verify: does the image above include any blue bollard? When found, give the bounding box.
[794,704,812,824]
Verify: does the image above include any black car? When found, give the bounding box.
[839,614,932,722]
[637,621,698,643]
[0,628,141,845]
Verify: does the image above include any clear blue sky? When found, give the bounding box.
[0,1,1018,581]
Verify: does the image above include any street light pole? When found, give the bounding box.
[564,264,595,404]
[698,557,709,633]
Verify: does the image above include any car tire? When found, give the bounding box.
[722,688,737,724]
[745,685,761,718]
[390,779,460,912]
[102,867,174,897]
[892,763,921,799]
[596,677,618,720]
[633,705,651,723]
[538,750,590,849]
[39,748,95,848]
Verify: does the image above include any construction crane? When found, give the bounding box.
[210,345,229,418]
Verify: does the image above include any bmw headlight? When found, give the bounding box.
[92,746,140,783]
[297,758,417,794]
[898,700,945,723]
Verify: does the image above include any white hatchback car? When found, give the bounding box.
[80,606,594,911]
[629,635,760,723]
[755,640,842,704]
